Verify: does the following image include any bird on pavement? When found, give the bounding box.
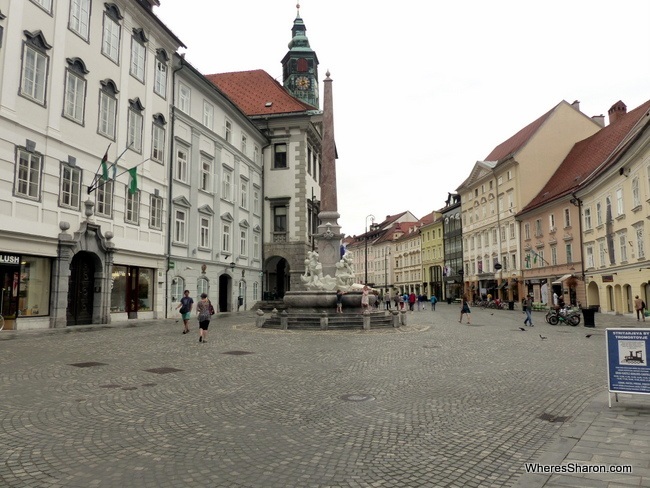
[539,334,547,340]
[585,334,593,338]
[519,327,527,331]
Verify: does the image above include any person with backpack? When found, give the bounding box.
[430,294,438,311]
[196,293,213,343]
[634,295,646,322]
[176,290,194,334]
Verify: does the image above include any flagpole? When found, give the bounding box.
[88,144,111,194]
[113,157,151,180]
[88,142,134,194]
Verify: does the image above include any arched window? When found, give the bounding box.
[197,277,209,296]
[171,277,185,303]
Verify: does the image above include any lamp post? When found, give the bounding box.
[365,214,375,285]
[384,247,390,293]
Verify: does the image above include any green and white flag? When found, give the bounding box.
[101,149,109,180]
[127,167,138,194]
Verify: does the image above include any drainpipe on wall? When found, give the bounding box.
[571,192,586,305]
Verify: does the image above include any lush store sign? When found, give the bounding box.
[0,254,20,265]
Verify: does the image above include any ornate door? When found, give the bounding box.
[67,252,95,325]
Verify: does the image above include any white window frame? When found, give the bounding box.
[68,0,91,40]
[15,149,42,200]
[98,89,117,139]
[154,58,167,98]
[21,44,48,105]
[253,188,260,214]
[60,163,81,210]
[127,108,143,153]
[563,208,571,228]
[152,122,165,163]
[619,233,628,262]
[63,68,86,124]
[636,226,645,259]
[551,245,557,266]
[598,240,606,267]
[203,101,214,130]
[225,119,232,143]
[149,195,163,230]
[96,180,114,218]
[253,233,260,259]
[222,169,233,201]
[175,146,189,183]
[596,202,602,226]
[32,0,52,13]
[178,83,190,114]
[583,207,592,230]
[199,216,211,249]
[197,277,209,296]
[586,245,594,269]
[616,188,624,216]
[566,243,573,264]
[125,189,140,225]
[200,159,212,193]
[174,208,187,244]
[130,36,146,82]
[240,179,248,209]
[241,133,248,155]
[222,223,231,253]
[632,177,641,208]
[240,228,248,256]
[101,12,121,63]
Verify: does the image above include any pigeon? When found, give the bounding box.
[539,334,547,340]
[519,327,527,331]
[490,313,494,316]
[585,334,593,338]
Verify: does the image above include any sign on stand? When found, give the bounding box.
[606,328,650,407]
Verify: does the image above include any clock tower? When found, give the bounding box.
[282,3,319,108]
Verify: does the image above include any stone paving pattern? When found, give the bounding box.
[1,305,649,487]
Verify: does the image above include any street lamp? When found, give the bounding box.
[365,214,375,285]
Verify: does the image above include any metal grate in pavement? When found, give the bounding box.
[340,394,375,402]
[144,367,183,374]
[538,413,570,423]
[70,362,107,368]
[222,351,254,355]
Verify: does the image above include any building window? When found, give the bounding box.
[149,195,163,230]
[632,177,641,208]
[524,223,530,240]
[563,208,571,228]
[178,83,190,114]
[492,228,498,244]
[101,7,121,64]
[273,206,287,234]
[222,169,232,201]
[127,98,144,153]
[507,192,513,208]
[551,245,557,266]
[96,179,113,217]
[619,233,628,262]
[222,223,231,253]
[130,29,147,82]
[154,49,168,98]
[253,282,258,300]
[199,216,211,249]
[171,277,184,303]
[69,0,91,40]
[151,114,166,163]
[197,277,209,296]
[598,240,606,267]
[175,146,189,183]
[596,202,602,226]
[63,59,87,124]
[274,143,287,169]
[174,209,187,244]
[586,245,594,268]
[32,0,53,13]
[20,38,49,105]
[240,229,248,256]
[98,80,118,139]
[253,233,260,259]
[566,243,573,264]
[18,255,51,316]
[616,188,624,216]
[224,119,232,143]
[253,188,260,214]
[203,101,214,130]
[15,149,42,200]
[584,207,592,230]
[549,214,555,230]
[500,225,506,242]
[240,179,248,209]
[200,159,212,192]
[241,133,248,155]
[125,190,140,225]
[534,219,542,237]
[636,227,645,259]
[254,145,260,164]
[59,163,81,209]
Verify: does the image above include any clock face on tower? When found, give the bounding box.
[296,76,310,90]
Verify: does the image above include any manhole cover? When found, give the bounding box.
[538,413,570,423]
[144,367,183,374]
[340,394,375,402]
[222,351,254,356]
[70,362,107,368]
[99,384,121,389]
[141,383,157,387]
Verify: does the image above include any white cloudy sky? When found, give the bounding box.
[155,0,650,237]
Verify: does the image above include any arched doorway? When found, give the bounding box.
[587,281,600,310]
[218,274,231,312]
[67,252,97,325]
[623,284,633,313]
[265,256,290,299]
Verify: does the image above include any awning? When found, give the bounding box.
[552,274,573,285]
[498,282,509,290]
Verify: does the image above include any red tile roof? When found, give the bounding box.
[204,69,316,116]
[521,99,650,214]
[484,106,556,162]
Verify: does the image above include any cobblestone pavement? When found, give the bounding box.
[1,305,649,487]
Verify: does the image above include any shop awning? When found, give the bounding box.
[552,273,573,285]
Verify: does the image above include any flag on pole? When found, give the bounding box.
[101,149,109,180]
[127,167,138,194]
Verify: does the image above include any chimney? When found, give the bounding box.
[591,114,605,127]
[608,101,627,125]
[571,100,580,111]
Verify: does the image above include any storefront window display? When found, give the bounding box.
[19,256,51,316]
[111,265,154,313]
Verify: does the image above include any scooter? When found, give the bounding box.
[545,307,580,326]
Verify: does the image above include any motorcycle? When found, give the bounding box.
[545,307,581,326]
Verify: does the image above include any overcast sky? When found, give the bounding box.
[156,0,650,237]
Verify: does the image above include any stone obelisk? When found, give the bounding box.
[314,71,342,279]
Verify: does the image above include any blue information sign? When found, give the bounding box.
[606,328,650,396]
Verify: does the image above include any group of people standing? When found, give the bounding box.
[176,290,213,343]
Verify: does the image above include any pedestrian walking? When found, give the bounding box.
[196,293,212,343]
[393,292,400,310]
[523,294,534,326]
[384,292,391,310]
[336,289,345,313]
[408,292,416,312]
[418,293,426,311]
[634,295,646,322]
[175,290,194,334]
[430,294,437,311]
[459,295,471,324]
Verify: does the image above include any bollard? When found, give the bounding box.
[280,310,289,330]
[255,309,266,328]
[392,310,400,328]
[362,309,371,330]
[320,311,329,330]
[400,309,408,326]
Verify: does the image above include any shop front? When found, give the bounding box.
[110,265,155,319]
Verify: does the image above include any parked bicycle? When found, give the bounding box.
[545,306,580,326]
